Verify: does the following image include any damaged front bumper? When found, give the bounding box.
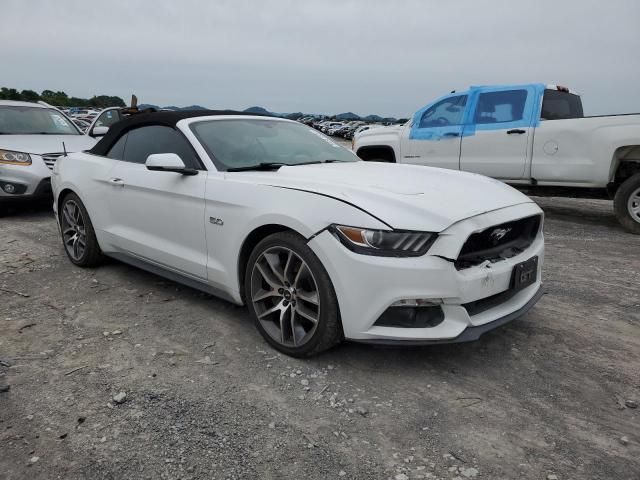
[307,202,544,343]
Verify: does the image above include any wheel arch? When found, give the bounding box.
[356,145,397,163]
[610,145,640,190]
[237,224,300,303]
[57,187,79,217]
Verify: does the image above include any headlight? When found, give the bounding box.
[0,149,32,166]
[330,225,437,257]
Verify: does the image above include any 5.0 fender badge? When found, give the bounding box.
[209,217,224,226]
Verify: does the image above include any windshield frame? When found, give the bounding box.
[0,105,82,135]
[185,116,360,172]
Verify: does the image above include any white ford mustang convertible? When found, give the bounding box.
[52,111,544,357]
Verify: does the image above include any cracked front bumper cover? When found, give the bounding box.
[351,286,544,346]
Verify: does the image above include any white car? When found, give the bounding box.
[0,101,97,208]
[52,111,544,357]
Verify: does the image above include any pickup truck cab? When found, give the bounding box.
[354,84,640,234]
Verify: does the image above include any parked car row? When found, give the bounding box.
[298,117,394,140]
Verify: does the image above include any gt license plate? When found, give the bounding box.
[511,256,538,292]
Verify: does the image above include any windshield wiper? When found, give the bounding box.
[225,160,346,172]
[226,162,288,172]
[30,132,75,135]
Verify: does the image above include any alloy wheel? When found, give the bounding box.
[628,186,640,223]
[61,200,87,261]
[250,246,320,347]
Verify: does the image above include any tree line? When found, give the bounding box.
[0,87,125,108]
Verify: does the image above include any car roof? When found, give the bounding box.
[89,109,273,156]
[0,100,47,108]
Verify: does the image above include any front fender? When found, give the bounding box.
[204,179,389,303]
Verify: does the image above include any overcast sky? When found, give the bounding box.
[2,0,639,117]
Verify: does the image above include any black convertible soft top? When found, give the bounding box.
[89,109,271,156]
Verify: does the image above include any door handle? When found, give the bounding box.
[507,129,526,134]
[443,132,460,137]
[109,177,125,186]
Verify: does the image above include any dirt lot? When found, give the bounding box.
[1,196,639,480]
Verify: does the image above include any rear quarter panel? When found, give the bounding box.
[531,115,640,186]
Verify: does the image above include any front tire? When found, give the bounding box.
[244,231,342,357]
[614,173,640,234]
[59,193,103,267]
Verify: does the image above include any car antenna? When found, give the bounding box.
[62,141,67,157]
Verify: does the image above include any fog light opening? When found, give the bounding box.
[3,183,16,194]
[374,302,445,329]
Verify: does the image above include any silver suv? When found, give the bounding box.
[0,101,97,209]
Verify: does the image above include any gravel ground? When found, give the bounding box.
[1,195,639,480]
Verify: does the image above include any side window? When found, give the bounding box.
[122,126,199,167]
[541,90,584,120]
[95,109,121,128]
[419,95,467,128]
[474,90,527,124]
[106,133,127,160]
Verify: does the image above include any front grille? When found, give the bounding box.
[41,152,64,171]
[455,215,541,270]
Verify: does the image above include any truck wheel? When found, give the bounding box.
[614,173,640,234]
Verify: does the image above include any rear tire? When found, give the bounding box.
[244,231,342,357]
[614,173,640,234]
[59,193,103,267]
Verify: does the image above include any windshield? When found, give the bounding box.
[0,106,80,135]
[190,119,359,171]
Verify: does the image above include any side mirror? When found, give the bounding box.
[145,153,198,175]
[91,126,109,137]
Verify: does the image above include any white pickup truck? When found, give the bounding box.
[353,84,640,234]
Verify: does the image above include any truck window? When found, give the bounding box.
[419,95,467,128]
[541,89,583,120]
[474,89,527,124]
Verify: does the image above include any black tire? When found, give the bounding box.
[59,192,103,267]
[613,173,640,235]
[244,231,342,357]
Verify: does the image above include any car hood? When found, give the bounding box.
[228,162,535,232]
[0,135,97,154]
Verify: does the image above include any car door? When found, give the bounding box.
[459,86,536,180]
[402,94,467,170]
[106,125,208,279]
